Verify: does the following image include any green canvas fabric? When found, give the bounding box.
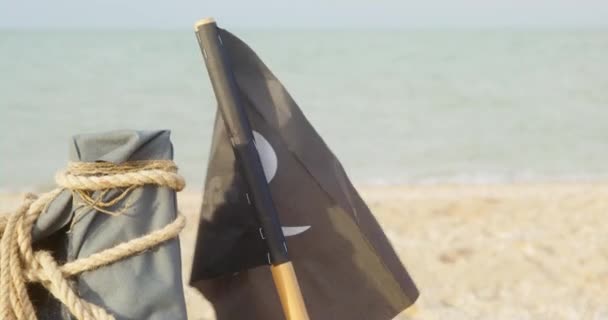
[31,130,187,320]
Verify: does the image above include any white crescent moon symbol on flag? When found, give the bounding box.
[252,131,311,237]
[281,226,311,237]
[252,130,278,182]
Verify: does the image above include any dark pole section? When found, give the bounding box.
[195,19,289,265]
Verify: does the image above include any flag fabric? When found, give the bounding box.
[190,29,419,320]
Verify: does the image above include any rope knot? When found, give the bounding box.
[0,160,186,320]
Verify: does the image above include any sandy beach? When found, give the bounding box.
[2,183,607,319]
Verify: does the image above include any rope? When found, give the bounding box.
[0,160,186,320]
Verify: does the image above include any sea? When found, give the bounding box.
[1,29,607,191]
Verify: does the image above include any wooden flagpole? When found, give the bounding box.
[194,17,310,320]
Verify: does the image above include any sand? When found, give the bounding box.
[2,183,608,319]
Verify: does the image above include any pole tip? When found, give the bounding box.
[194,17,216,30]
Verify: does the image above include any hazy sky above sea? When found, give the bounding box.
[1,0,607,29]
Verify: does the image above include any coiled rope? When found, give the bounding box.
[0,160,186,320]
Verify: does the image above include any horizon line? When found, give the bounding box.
[2,24,608,31]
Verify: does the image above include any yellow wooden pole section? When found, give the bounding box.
[271,262,310,320]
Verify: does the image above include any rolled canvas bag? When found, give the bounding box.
[1,130,187,319]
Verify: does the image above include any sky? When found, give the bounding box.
[1,0,607,29]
